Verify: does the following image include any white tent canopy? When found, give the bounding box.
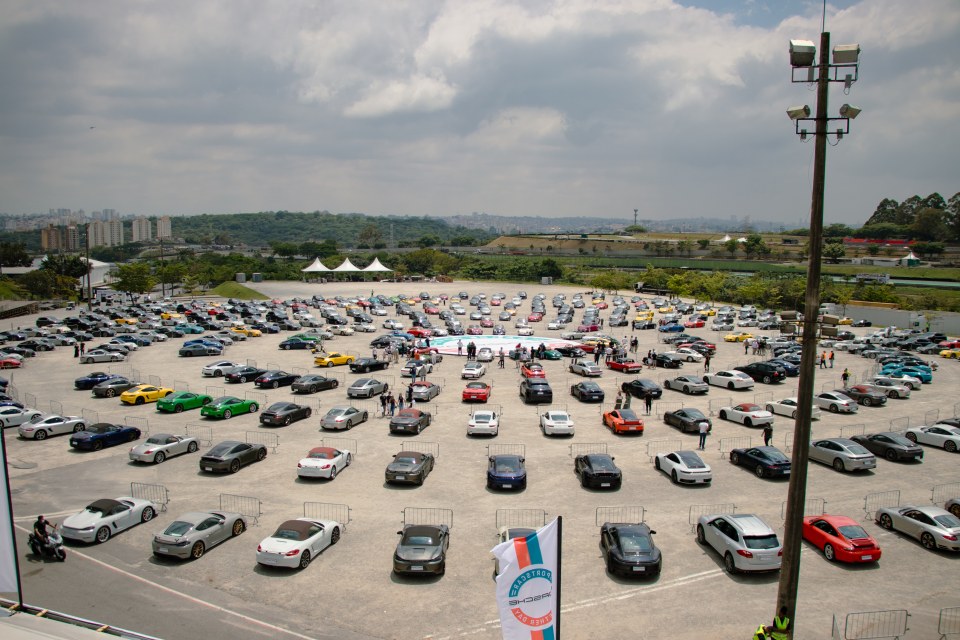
[301,257,331,272]
[332,258,361,272]
[363,257,392,272]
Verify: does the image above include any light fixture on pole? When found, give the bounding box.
[777,31,861,631]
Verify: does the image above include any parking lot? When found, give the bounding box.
[4,279,959,640]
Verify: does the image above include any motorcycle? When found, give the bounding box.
[28,526,66,561]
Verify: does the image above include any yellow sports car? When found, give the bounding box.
[658,305,675,313]
[838,317,853,325]
[724,332,754,343]
[634,311,654,322]
[160,312,182,320]
[704,308,718,316]
[114,317,139,325]
[314,352,355,368]
[940,348,960,359]
[120,384,174,406]
[231,326,262,337]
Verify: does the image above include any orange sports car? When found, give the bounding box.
[603,408,645,434]
[521,362,546,379]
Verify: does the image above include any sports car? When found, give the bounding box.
[851,432,923,462]
[252,370,297,389]
[540,410,575,436]
[904,424,960,452]
[129,433,200,464]
[198,440,267,473]
[18,414,85,439]
[570,381,605,402]
[152,511,246,560]
[179,344,222,357]
[813,391,858,414]
[0,406,43,428]
[120,384,174,406]
[393,524,449,575]
[574,453,622,489]
[467,410,499,436]
[863,379,911,399]
[320,406,368,430]
[385,451,435,485]
[200,396,259,419]
[260,402,312,427]
[696,514,782,573]
[69,423,140,450]
[74,371,119,390]
[201,360,240,377]
[723,332,754,343]
[256,518,342,570]
[605,357,642,373]
[880,365,932,383]
[838,385,888,407]
[80,349,126,364]
[347,378,386,398]
[390,408,432,435]
[802,515,881,563]
[461,362,486,379]
[600,522,661,577]
[462,381,492,402]
[621,378,663,399]
[278,338,314,350]
[540,349,562,360]
[809,438,876,472]
[655,450,712,484]
[875,505,960,552]
[872,374,921,391]
[224,366,268,384]
[569,360,602,377]
[410,381,441,402]
[61,496,158,544]
[91,377,139,398]
[314,352,355,367]
[765,397,822,420]
[670,348,705,362]
[296,446,352,479]
[487,454,526,490]
[603,409,644,434]
[704,370,755,390]
[349,357,390,373]
[476,347,495,362]
[663,408,712,433]
[231,326,262,338]
[729,446,791,478]
[555,345,587,358]
[291,374,339,393]
[663,375,709,395]
[401,360,433,378]
[718,403,774,427]
[521,362,546,378]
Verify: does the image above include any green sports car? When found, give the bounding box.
[541,349,562,360]
[157,391,214,414]
[200,396,259,419]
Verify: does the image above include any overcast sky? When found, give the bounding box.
[1,0,957,226]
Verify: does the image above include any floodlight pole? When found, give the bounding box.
[777,30,830,624]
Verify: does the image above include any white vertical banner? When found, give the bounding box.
[491,517,559,640]
[0,432,22,595]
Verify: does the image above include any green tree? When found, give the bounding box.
[112,262,156,296]
[910,208,949,241]
[724,239,739,255]
[0,242,31,275]
[677,240,694,257]
[697,239,710,250]
[864,198,899,225]
[623,225,647,234]
[41,254,89,279]
[417,235,441,248]
[823,223,854,238]
[822,242,846,264]
[539,258,563,280]
[358,224,383,247]
[18,270,78,299]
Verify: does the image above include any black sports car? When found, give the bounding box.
[574,454,622,489]
[555,345,587,358]
[75,371,119,391]
[259,402,312,427]
[654,353,684,369]
[389,409,432,435]
[278,339,314,350]
[69,423,141,451]
[224,366,267,383]
[729,446,791,478]
[92,377,139,398]
[385,451,435,485]
[254,370,299,389]
[349,358,391,373]
[851,432,923,462]
[600,522,661,577]
[663,408,712,433]
[291,375,339,393]
[735,362,786,384]
[621,379,663,400]
[199,440,267,473]
[393,524,449,575]
[571,381,605,402]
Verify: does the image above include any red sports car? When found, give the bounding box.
[577,323,599,333]
[424,306,440,315]
[462,382,492,402]
[521,363,546,378]
[0,357,22,369]
[603,409,645,434]
[467,325,483,335]
[606,358,642,373]
[802,514,881,563]
[527,313,543,322]
[683,318,705,328]
[480,318,494,328]
[407,328,433,338]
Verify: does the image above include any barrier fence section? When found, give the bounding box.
[708,397,732,416]
[718,436,752,457]
[832,614,843,640]
[219,493,262,525]
[81,408,99,425]
[125,416,150,436]
[924,409,940,425]
[303,502,352,529]
[245,391,268,409]
[688,503,736,532]
[931,482,960,507]
[321,437,359,456]
[570,442,607,458]
[840,423,866,438]
[402,440,440,459]
[863,490,901,520]
[595,505,644,526]
[49,400,63,416]
[645,439,683,461]
[21,391,33,407]
[205,385,225,398]
[402,507,453,528]
[842,609,910,640]
[889,417,910,432]
[487,443,525,458]
[173,379,191,393]
[245,430,279,452]
[185,423,213,446]
[781,497,827,520]
[495,509,546,532]
[939,607,960,640]
[130,482,170,512]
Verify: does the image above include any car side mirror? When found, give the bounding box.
[611,456,615,460]
[520,458,525,463]
[650,530,657,535]
[396,531,402,535]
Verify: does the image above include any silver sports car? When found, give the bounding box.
[875,505,960,552]
[152,511,246,559]
[129,433,200,464]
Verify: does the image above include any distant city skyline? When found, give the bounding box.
[1,1,957,225]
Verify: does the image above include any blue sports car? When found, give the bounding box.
[487,454,526,490]
[657,323,684,333]
[880,365,932,383]
[69,423,142,451]
[74,371,120,390]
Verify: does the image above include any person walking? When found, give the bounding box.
[704,354,711,372]
[388,394,396,416]
[74,343,80,358]
[763,424,773,447]
[744,340,750,355]
[841,368,850,386]
[614,390,624,410]
[79,341,86,354]
[698,420,710,451]
[829,350,835,368]
[644,393,653,416]
[379,393,388,417]
[398,394,405,411]
[593,348,601,365]
[819,352,827,369]
[457,339,463,356]
[498,348,505,369]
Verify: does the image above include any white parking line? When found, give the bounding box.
[428,568,725,639]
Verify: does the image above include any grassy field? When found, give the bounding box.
[210,281,270,300]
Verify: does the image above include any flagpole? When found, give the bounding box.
[0,426,24,608]
[555,515,562,639]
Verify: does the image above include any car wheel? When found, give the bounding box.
[190,542,205,559]
[832,458,845,472]
[250,403,258,413]
[949,503,960,519]
[862,397,873,407]
[670,470,679,484]
[34,430,48,440]
[904,432,917,443]
[297,549,311,569]
[229,459,241,473]
[96,526,111,543]
[727,382,735,390]
[232,519,245,536]
[824,544,836,562]
[883,449,898,462]
[829,404,839,413]
[73,423,86,432]
[272,381,279,389]
[135,396,144,405]
[141,507,155,523]
[723,553,737,573]
[878,513,893,529]
[106,388,116,398]
[238,376,247,383]
[754,465,765,479]
[154,451,166,464]
[327,362,334,368]
[762,375,772,384]
[719,410,727,420]
[921,532,937,551]
[257,448,266,461]
[654,457,661,470]
[283,417,292,426]
[93,440,103,451]
[282,344,290,350]
[187,441,198,453]
[946,441,958,453]
[696,525,706,545]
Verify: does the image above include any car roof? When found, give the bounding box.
[726,514,774,535]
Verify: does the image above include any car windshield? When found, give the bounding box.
[618,531,653,553]
[325,409,345,418]
[548,413,568,422]
[684,409,706,420]
[402,534,437,546]
[394,456,418,465]
[677,451,705,467]
[494,457,522,473]
[466,383,486,389]
[145,436,166,445]
[212,397,237,406]
[309,451,334,459]
[838,525,870,539]
[934,514,960,528]
[87,425,113,434]
[619,410,638,421]
[162,521,194,537]
[744,535,779,550]
[208,444,233,456]
[589,456,615,470]
[474,413,492,423]
[846,444,870,455]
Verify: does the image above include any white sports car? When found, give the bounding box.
[540,410,575,436]
[814,391,858,414]
[670,348,704,362]
[383,319,404,330]
[654,450,713,484]
[0,406,43,428]
[461,362,486,379]
[61,496,158,544]
[718,403,774,427]
[476,348,494,362]
[129,433,200,464]
[518,326,534,336]
[875,505,960,552]
[256,517,343,569]
[297,447,353,479]
[467,410,500,436]
[704,370,755,390]
[865,379,911,399]
[18,415,86,440]
[905,424,960,453]
[872,374,921,391]
[201,360,242,377]
[765,398,822,421]
[330,325,354,336]
[354,324,376,333]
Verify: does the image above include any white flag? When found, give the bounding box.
[0,434,20,594]
[491,517,559,640]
